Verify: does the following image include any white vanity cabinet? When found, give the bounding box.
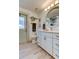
[37,32,43,46]
[37,31,59,59]
[52,33,59,59]
[45,35,53,55]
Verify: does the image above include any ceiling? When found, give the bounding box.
[19,0,55,14]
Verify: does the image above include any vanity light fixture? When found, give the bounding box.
[55,0,59,4]
[45,8,47,11]
[47,6,51,9]
[44,0,59,11]
[44,4,53,11]
[50,4,54,7]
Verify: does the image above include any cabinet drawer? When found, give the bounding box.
[53,38,59,57]
[52,33,59,39]
[53,49,59,56]
[55,53,59,59]
[53,38,59,43]
[53,43,59,51]
[53,52,59,59]
[53,43,59,49]
[53,47,59,55]
[45,32,53,38]
[44,36,53,55]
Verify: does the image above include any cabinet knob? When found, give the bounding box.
[56,35,59,37]
[44,37,46,40]
[56,43,59,47]
[56,54,59,58]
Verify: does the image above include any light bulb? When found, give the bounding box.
[55,0,59,4]
[51,4,54,7]
[44,8,47,11]
[47,6,50,9]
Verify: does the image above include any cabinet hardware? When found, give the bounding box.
[44,37,46,40]
[56,54,59,57]
[56,43,59,47]
[56,35,59,37]
[56,38,59,40]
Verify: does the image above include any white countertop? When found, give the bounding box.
[38,30,59,33]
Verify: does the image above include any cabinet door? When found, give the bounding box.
[40,32,45,48]
[53,40,59,57]
[37,32,42,45]
[37,36,41,45]
[53,39,59,48]
[45,36,53,55]
[53,33,59,59]
[37,32,40,45]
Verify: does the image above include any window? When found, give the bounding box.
[19,16,25,29]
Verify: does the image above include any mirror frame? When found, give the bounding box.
[47,3,59,17]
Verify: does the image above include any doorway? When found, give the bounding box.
[32,23,36,32]
[19,13,27,44]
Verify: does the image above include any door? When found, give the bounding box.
[19,13,27,43]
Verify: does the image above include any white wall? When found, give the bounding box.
[19,29,27,43]
[38,9,49,30]
[19,8,39,42]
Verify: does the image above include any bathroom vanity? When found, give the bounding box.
[37,4,59,59]
[37,31,59,59]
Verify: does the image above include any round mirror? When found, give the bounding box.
[46,5,59,27]
[47,4,59,18]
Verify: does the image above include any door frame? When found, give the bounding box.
[19,13,28,43]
